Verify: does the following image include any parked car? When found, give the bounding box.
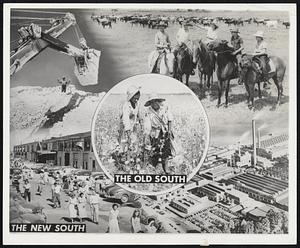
[74,170,92,181]
[91,171,106,180]
[103,183,139,204]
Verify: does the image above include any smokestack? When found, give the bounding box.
[257,128,261,148]
[238,142,241,156]
[252,120,257,166]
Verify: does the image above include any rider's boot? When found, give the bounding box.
[191,62,196,76]
[237,68,243,85]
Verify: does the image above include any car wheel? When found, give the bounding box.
[120,194,129,203]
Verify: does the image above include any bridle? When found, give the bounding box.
[194,41,210,65]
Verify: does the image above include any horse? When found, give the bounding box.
[192,39,216,89]
[208,40,239,107]
[240,55,286,108]
[173,43,193,87]
[148,49,175,76]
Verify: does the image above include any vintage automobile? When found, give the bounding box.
[73,170,92,181]
[102,183,139,204]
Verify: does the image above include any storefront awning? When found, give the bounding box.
[37,151,56,155]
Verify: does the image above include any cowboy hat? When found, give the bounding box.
[230,28,240,33]
[254,30,264,38]
[144,93,165,107]
[126,85,141,101]
[158,21,167,28]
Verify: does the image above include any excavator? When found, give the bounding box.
[10,11,101,86]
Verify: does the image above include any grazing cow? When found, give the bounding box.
[265,20,278,28]
[244,18,252,24]
[253,18,265,25]
[282,21,290,29]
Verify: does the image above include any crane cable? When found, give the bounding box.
[11,9,67,15]
[11,16,54,21]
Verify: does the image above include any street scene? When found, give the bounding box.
[11,118,289,233]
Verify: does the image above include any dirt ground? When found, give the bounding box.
[78,10,290,146]
[10,9,290,146]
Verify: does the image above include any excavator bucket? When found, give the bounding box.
[74,48,101,86]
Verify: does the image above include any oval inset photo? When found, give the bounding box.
[91,74,210,195]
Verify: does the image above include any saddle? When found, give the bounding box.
[252,56,275,77]
[178,43,192,56]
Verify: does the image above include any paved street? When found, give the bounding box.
[27,173,137,233]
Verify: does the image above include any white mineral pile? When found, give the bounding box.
[10,85,105,149]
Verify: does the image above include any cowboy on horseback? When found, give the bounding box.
[149,22,171,73]
[196,21,219,45]
[229,28,244,84]
[251,31,270,85]
[174,21,195,75]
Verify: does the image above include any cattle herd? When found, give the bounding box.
[91,13,290,29]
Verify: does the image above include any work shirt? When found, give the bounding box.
[120,101,140,132]
[24,183,31,190]
[59,79,69,86]
[254,41,268,55]
[54,185,61,194]
[176,28,190,45]
[144,103,174,138]
[154,31,171,49]
[231,35,243,51]
[205,27,218,43]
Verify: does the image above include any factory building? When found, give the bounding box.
[167,194,211,217]
[227,172,288,206]
[13,132,100,172]
[200,165,235,181]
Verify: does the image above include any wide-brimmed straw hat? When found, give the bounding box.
[144,93,165,107]
[126,85,141,101]
[254,30,264,38]
[230,28,240,33]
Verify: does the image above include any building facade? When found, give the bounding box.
[13,132,100,172]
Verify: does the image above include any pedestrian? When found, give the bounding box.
[108,204,120,233]
[94,177,101,194]
[53,182,62,208]
[77,192,88,222]
[68,193,78,223]
[37,172,44,195]
[18,178,24,195]
[58,76,70,93]
[49,176,55,201]
[43,170,48,183]
[23,179,31,202]
[69,177,74,193]
[131,209,142,233]
[88,190,101,224]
